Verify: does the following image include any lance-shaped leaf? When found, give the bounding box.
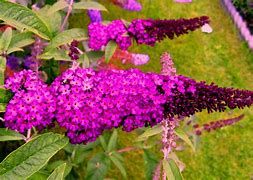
[47,28,87,49]
[109,153,127,179]
[0,103,6,113]
[0,56,6,85]
[37,6,62,36]
[0,27,12,52]
[39,48,71,61]
[73,1,107,11]
[78,53,90,68]
[175,128,195,152]
[0,88,12,104]
[143,150,159,180]
[47,0,69,15]
[136,125,163,142]
[163,159,183,180]
[47,163,66,180]
[105,41,117,63]
[86,153,111,180]
[107,129,118,152]
[0,128,25,141]
[0,1,52,40]
[7,32,34,54]
[0,133,68,179]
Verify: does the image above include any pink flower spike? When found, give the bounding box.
[131,53,150,65]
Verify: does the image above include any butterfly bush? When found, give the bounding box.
[88,16,209,50]
[49,66,253,144]
[4,70,56,133]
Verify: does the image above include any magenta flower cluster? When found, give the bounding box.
[4,70,56,133]
[88,16,210,50]
[51,68,165,143]
[88,20,131,50]
[4,68,253,144]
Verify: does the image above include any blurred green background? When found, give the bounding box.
[70,0,253,179]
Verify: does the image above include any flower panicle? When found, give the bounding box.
[4,68,253,144]
[88,16,210,50]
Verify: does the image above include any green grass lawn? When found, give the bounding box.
[71,0,253,179]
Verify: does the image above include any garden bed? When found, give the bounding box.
[222,0,253,49]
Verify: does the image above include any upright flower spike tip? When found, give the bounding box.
[128,16,210,46]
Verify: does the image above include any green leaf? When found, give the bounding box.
[143,150,159,180]
[109,154,127,179]
[192,133,201,151]
[0,128,25,141]
[136,125,163,142]
[105,41,117,63]
[47,28,87,49]
[0,132,68,179]
[0,27,12,52]
[0,89,12,103]
[47,163,66,180]
[47,0,68,15]
[99,136,107,151]
[37,6,62,35]
[169,159,183,180]
[163,159,174,180]
[71,142,99,165]
[78,53,90,68]
[28,171,49,180]
[163,159,183,180]
[0,1,52,40]
[0,103,6,112]
[73,1,107,11]
[7,47,24,54]
[86,51,104,62]
[175,128,195,152]
[86,153,111,180]
[46,160,72,177]
[7,32,34,53]
[107,129,118,152]
[39,48,71,61]
[0,56,6,85]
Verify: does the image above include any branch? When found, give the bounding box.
[60,0,74,31]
